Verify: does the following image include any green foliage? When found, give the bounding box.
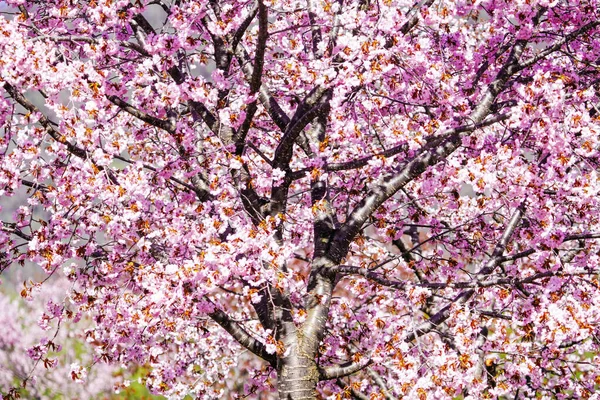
[110,367,165,400]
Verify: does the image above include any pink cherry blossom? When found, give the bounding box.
[1,0,600,399]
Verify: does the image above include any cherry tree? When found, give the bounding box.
[1,0,600,398]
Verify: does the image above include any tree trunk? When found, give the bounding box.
[277,338,320,400]
[277,264,334,399]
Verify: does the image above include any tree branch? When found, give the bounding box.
[3,82,87,159]
[402,202,526,342]
[234,46,290,132]
[328,35,527,263]
[111,155,210,201]
[367,367,395,400]
[21,179,48,192]
[319,358,372,380]
[107,95,175,133]
[335,379,370,400]
[477,201,526,275]
[335,227,600,292]
[306,0,323,55]
[564,232,600,241]
[269,89,332,220]
[30,35,149,56]
[272,88,331,169]
[328,114,512,263]
[207,299,277,366]
[109,89,211,200]
[290,112,510,180]
[398,0,435,36]
[233,0,269,151]
[1,222,33,241]
[517,21,600,71]
[130,12,235,145]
